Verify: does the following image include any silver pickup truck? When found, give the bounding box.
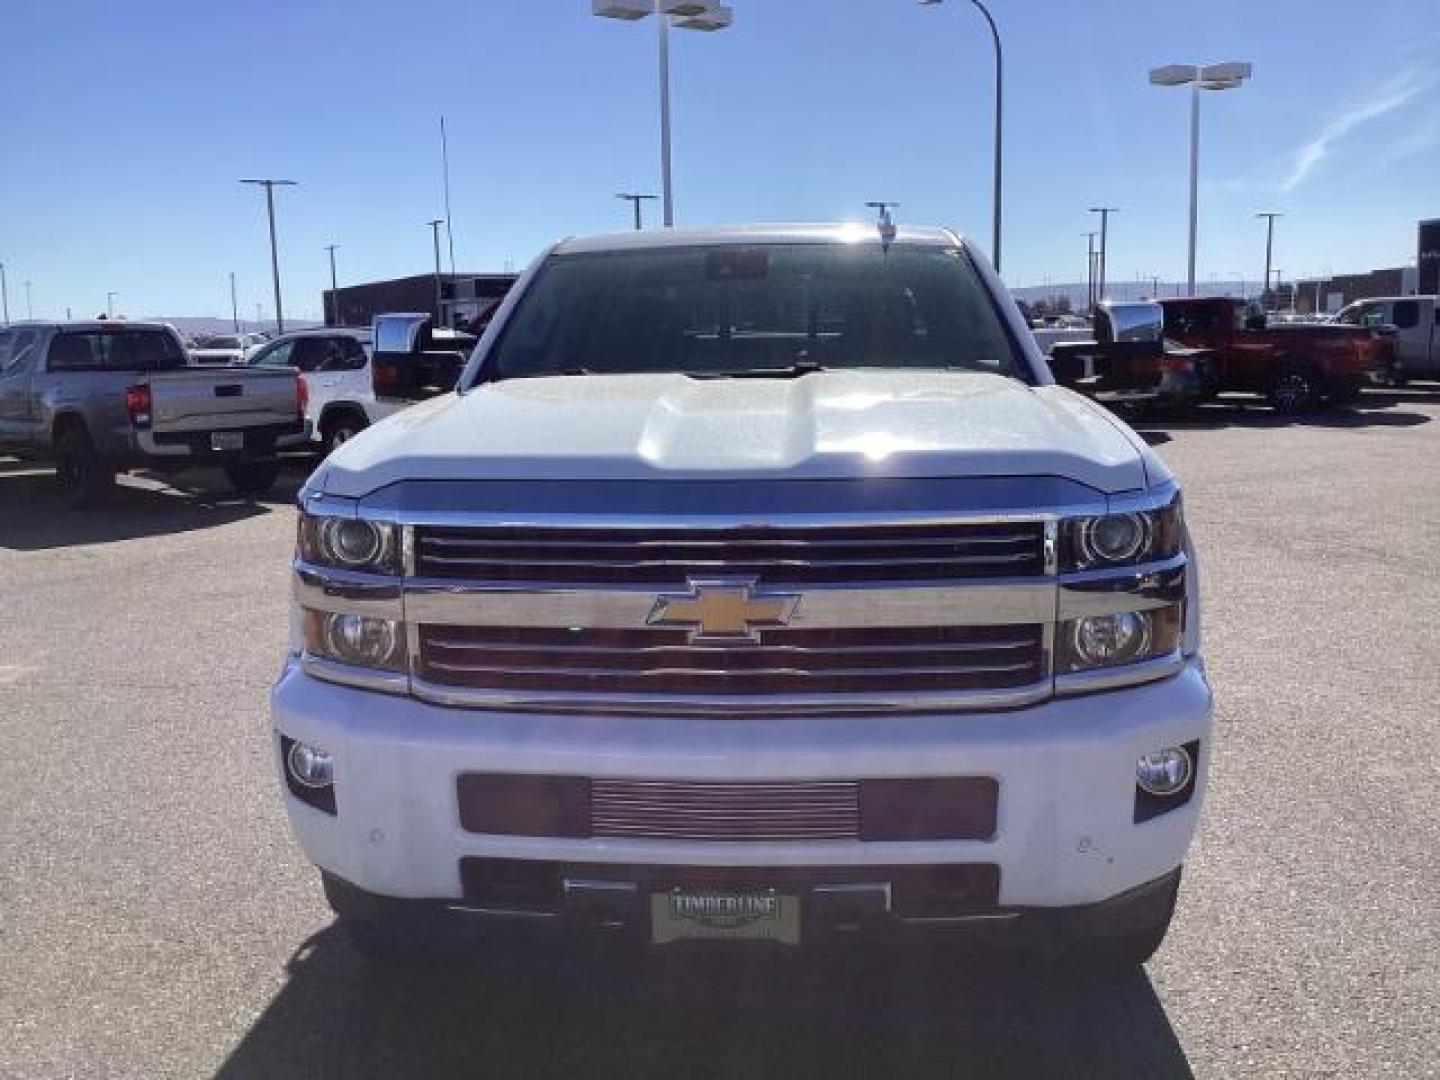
[0,321,303,505]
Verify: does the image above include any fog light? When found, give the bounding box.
[287,741,334,789]
[1136,746,1192,797]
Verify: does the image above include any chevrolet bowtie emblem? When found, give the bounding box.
[647,579,801,644]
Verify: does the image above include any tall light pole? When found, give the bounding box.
[1149,62,1253,297]
[1256,212,1282,310]
[229,272,240,333]
[617,192,660,230]
[0,262,8,324]
[920,0,1003,273]
[106,292,117,318]
[1089,207,1118,302]
[325,244,340,326]
[426,220,445,324]
[592,2,735,228]
[240,178,297,333]
[1083,232,1097,312]
[24,280,33,320]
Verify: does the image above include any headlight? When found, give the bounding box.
[1061,604,1183,673]
[298,513,400,574]
[1062,494,1183,571]
[303,609,406,671]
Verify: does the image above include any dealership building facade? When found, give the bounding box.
[323,272,518,329]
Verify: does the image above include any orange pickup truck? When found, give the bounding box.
[1160,297,1393,414]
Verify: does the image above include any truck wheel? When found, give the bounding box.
[1266,369,1320,415]
[1057,872,1180,978]
[223,460,282,498]
[54,428,115,508]
[321,412,367,456]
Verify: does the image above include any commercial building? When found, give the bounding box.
[324,272,518,330]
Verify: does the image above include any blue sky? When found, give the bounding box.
[4,0,1438,320]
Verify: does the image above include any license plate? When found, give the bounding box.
[651,890,800,945]
[210,431,244,451]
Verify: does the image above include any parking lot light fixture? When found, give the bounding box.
[1,262,9,324]
[592,1,735,228]
[919,0,1004,274]
[1149,62,1253,297]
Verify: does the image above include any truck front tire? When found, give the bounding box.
[223,460,282,498]
[54,428,115,508]
[1266,369,1321,415]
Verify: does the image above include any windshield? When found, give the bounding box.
[484,243,1021,381]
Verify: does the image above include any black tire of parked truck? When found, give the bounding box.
[1052,872,1181,978]
[54,427,116,508]
[321,410,368,457]
[1265,367,1322,415]
[223,459,282,498]
[322,874,449,971]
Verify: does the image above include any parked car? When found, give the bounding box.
[247,320,477,456]
[1333,296,1440,385]
[273,224,1211,976]
[0,321,302,505]
[1160,296,1392,413]
[1047,301,1214,413]
[189,333,266,366]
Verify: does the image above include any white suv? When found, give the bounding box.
[248,328,402,454]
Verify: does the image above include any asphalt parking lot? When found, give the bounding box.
[2,389,1438,1079]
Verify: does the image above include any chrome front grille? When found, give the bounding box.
[417,623,1045,696]
[414,521,1046,584]
[590,779,860,842]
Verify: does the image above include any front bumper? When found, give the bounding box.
[272,657,1212,919]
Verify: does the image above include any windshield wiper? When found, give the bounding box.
[683,359,828,380]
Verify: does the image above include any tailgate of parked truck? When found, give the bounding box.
[148,368,297,434]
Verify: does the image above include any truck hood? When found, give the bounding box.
[319,371,1153,498]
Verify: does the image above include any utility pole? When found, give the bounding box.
[229,272,240,333]
[617,192,659,231]
[426,219,445,325]
[1256,212,1282,310]
[1083,232,1097,312]
[240,178,297,333]
[1089,207,1118,303]
[440,116,457,277]
[325,245,340,326]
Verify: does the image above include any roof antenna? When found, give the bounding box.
[865,201,899,250]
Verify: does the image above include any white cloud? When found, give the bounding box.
[1282,74,1427,190]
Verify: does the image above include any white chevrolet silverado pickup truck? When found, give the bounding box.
[272,224,1211,974]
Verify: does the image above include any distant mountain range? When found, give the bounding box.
[139,316,322,337]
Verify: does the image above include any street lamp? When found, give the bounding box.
[426,220,445,325]
[919,0,1004,273]
[325,244,340,326]
[1149,61,1253,297]
[240,178,298,333]
[0,262,8,324]
[617,192,660,230]
[1089,207,1118,302]
[1256,212,1282,310]
[24,280,33,320]
[592,1,735,228]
